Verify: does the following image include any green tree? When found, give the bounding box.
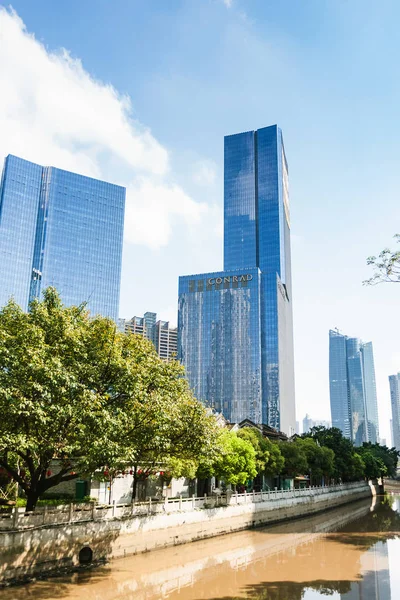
[0,289,216,510]
[364,234,400,285]
[203,430,257,487]
[296,438,334,485]
[351,453,366,480]
[236,427,284,477]
[278,441,308,479]
[117,357,218,500]
[306,427,358,482]
[359,442,399,479]
[265,439,286,477]
[357,450,386,480]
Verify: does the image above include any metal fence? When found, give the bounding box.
[0,481,369,531]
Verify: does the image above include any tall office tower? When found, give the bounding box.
[388,374,400,451]
[179,125,296,433]
[0,155,125,320]
[124,312,177,360]
[329,329,379,445]
[361,342,379,443]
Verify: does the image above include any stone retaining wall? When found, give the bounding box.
[0,482,372,585]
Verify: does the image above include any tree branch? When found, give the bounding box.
[0,458,28,492]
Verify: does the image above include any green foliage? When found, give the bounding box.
[205,430,257,486]
[0,288,216,510]
[351,453,366,480]
[303,427,397,482]
[278,440,308,478]
[236,427,284,477]
[164,457,198,480]
[16,496,92,507]
[358,442,399,479]
[358,450,386,480]
[306,427,360,481]
[364,234,400,285]
[295,437,335,484]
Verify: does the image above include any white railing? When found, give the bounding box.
[0,481,369,531]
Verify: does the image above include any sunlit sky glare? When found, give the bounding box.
[1,0,400,442]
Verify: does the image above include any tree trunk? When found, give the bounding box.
[25,489,40,512]
[131,465,138,504]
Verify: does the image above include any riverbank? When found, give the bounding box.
[384,478,400,492]
[0,482,373,585]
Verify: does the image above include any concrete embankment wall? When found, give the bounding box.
[0,482,372,584]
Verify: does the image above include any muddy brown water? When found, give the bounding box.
[1,494,400,599]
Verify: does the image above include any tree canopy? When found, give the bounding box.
[364,233,400,285]
[295,437,335,484]
[305,427,361,482]
[0,288,216,510]
[358,443,399,479]
[204,430,258,487]
[236,427,284,477]
[278,440,308,479]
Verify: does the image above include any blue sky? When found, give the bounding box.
[1,0,400,441]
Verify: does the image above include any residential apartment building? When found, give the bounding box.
[123,312,177,360]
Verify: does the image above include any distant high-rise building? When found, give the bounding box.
[303,414,331,434]
[178,125,296,433]
[361,342,380,443]
[144,311,157,346]
[388,374,400,452]
[0,155,125,320]
[303,414,313,434]
[329,329,379,445]
[154,320,178,361]
[124,312,177,361]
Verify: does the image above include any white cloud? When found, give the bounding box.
[223,0,233,7]
[193,160,217,186]
[0,7,208,249]
[125,178,207,249]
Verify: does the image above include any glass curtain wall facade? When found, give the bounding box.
[388,374,400,451]
[179,125,296,433]
[0,155,125,320]
[361,342,379,443]
[178,269,262,424]
[346,337,368,446]
[329,330,351,437]
[329,329,379,445]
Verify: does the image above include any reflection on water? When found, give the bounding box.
[342,540,390,599]
[2,495,400,600]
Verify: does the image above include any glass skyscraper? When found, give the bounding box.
[178,125,296,433]
[388,373,400,451]
[329,329,379,445]
[0,155,125,320]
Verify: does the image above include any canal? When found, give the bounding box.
[2,494,399,599]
